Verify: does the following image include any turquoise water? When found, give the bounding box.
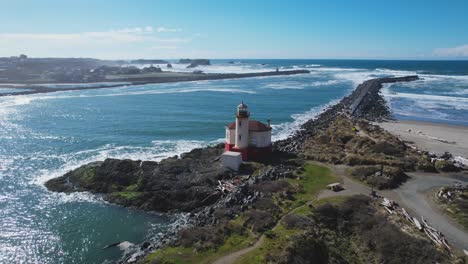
[0,87,33,94]
[0,60,467,263]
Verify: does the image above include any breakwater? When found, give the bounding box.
[275,75,419,153]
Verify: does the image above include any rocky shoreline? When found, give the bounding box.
[45,75,465,263]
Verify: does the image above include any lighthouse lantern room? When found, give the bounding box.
[224,102,272,161]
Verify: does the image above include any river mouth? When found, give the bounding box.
[1,60,467,263]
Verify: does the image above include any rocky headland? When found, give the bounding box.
[178,59,211,68]
[45,145,227,212]
[45,75,467,263]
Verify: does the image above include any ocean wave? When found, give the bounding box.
[381,85,468,122]
[332,68,416,87]
[262,81,307,90]
[310,67,363,72]
[131,62,272,74]
[98,87,257,97]
[262,79,341,90]
[271,99,341,141]
[375,68,417,76]
[447,88,468,96]
[31,139,214,187]
[0,96,33,108]
[0,86,256,108]
[36,82,132,89]
[383,91,468,103]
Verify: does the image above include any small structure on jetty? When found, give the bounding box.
[223,102,272,167]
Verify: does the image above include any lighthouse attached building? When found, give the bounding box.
[224,103,272,161]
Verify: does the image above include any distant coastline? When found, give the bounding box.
[0,69,309,97]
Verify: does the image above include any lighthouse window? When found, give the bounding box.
[238,135,241,140]
[239,121,242,127]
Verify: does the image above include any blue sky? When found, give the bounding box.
[1,0,467,59]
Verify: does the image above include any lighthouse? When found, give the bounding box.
[224,102,272,161]
[234,102,250,149]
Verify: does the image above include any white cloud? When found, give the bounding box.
[156,27,182,32]
[433,44,468,57]
[0,26,181,43]
[149,46,179,50]
[0,26,189,59]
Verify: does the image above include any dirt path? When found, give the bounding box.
[211,236,264,264]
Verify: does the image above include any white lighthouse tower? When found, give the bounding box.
[234,102,250,149]
[224,102,272,162]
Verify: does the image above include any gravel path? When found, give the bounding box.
[320,165,468,250]
[317,165,371,199]
[383,172,468,250]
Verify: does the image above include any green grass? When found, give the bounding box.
[124,184,138,192]
[286,163,338,207]
[312,196,349,207]
[292,196,348,217]
[236,222,301,264]
[435,191,468,230]
[113,191,141,200]
[446,205,468,230]
[74,166,96,184]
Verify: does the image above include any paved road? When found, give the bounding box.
[320,166,468,250]
[383,173,468,250]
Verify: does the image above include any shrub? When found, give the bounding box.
[244,210,276,232]
[176,226,224,249]
[417,161,437,172]
[435,160,460,172]
[312,195,448,264]
[282,214,313,229]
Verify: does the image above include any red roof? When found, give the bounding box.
[226,120,271,132]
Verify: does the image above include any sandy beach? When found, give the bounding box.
[378,120,468,159]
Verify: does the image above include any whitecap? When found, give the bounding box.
[32,139,214,187]
[271,99,341,141]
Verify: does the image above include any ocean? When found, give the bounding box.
[0,59,467,263]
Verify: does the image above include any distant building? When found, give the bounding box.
[224,102,272,161]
